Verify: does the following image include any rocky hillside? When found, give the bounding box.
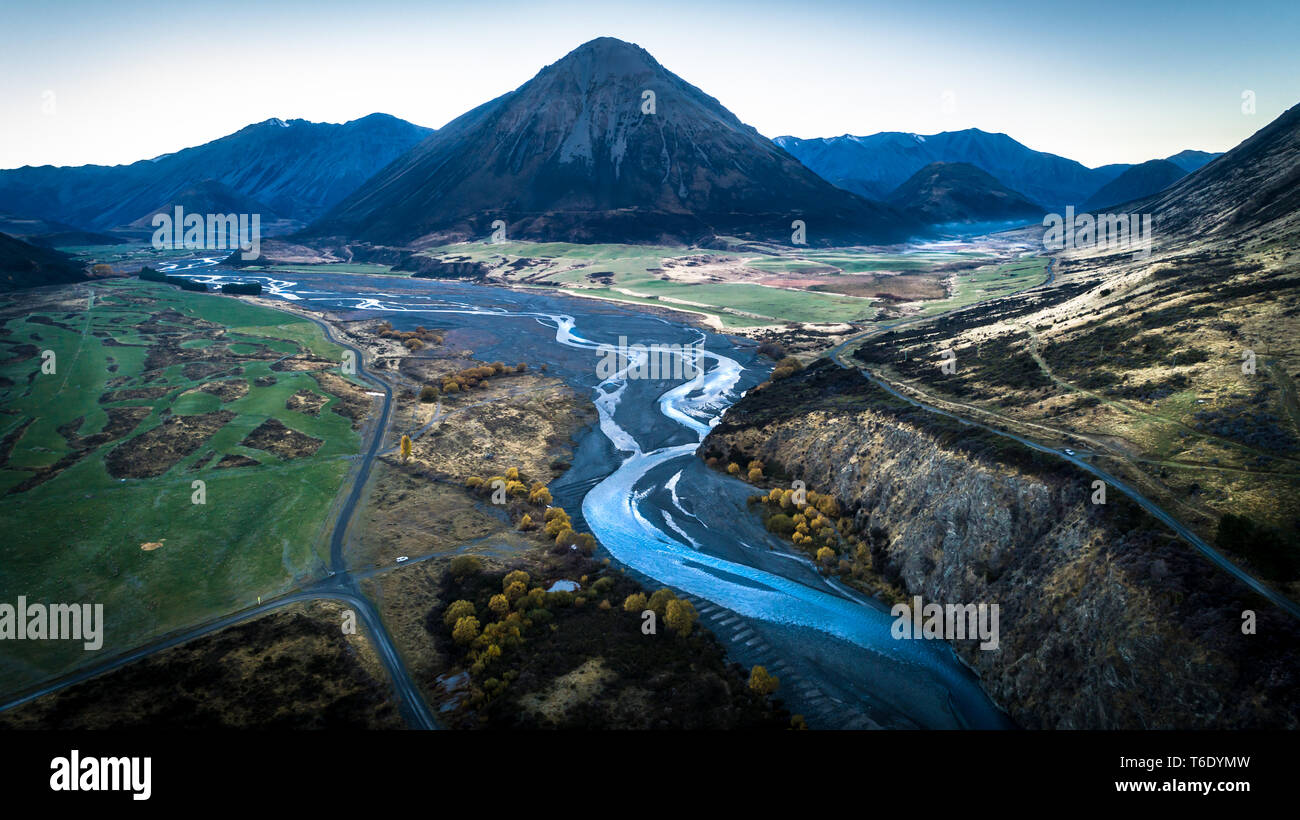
[701,360,1300,729]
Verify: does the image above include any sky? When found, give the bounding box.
[2,0,1298,170]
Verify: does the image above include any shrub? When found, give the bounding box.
[449,555,481,577]
[419,385,438,402]
[765,514,796,536]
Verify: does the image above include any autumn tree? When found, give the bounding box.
[452,616,480,644]
[665,598,698,636]
[400,434,412,462]
[443,599,476,627]
[646,588,676,617]
[623,592,647,612]
[554,528,579,551]
[748,665,780,696]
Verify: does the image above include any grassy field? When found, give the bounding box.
[0,279,366,696]
[918,255,1050,315]
[424,241,1006,328]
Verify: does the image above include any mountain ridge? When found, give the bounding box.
[775,129,1222,211]
[0,114,433,233]
[311,37,919,247]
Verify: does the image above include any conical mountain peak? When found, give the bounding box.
[314,39,916,246]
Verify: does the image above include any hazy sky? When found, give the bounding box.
[2,0,1297,170]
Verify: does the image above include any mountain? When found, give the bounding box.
[0,212,124,247]
[120,179,294,235]
[1082,159,1187,210]
[1164,149,1220,174]
[774,129,1102,209]
[774,131,1224,212]
[312,38,918,247]
[885,162,1044,224]
[1133,101,1300,243]
[0,232,89,291]
[0,113,433,232]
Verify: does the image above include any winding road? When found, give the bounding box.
[828,256,1300,621]
[0,298,439,729]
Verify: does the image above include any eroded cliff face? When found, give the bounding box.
[702,361,1300,729]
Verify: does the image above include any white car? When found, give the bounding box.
[1063,448,1076,456]
[395,556,409,563]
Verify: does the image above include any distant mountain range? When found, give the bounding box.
[311,38,917,246]
[885,162,1044,225]
[0,37,1256,251]
[774,130,1220,216]
[1082,159,1187,211]
[0,113,432,235]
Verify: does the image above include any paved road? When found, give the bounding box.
[825,256,1300,621]
[261,312,438,728]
